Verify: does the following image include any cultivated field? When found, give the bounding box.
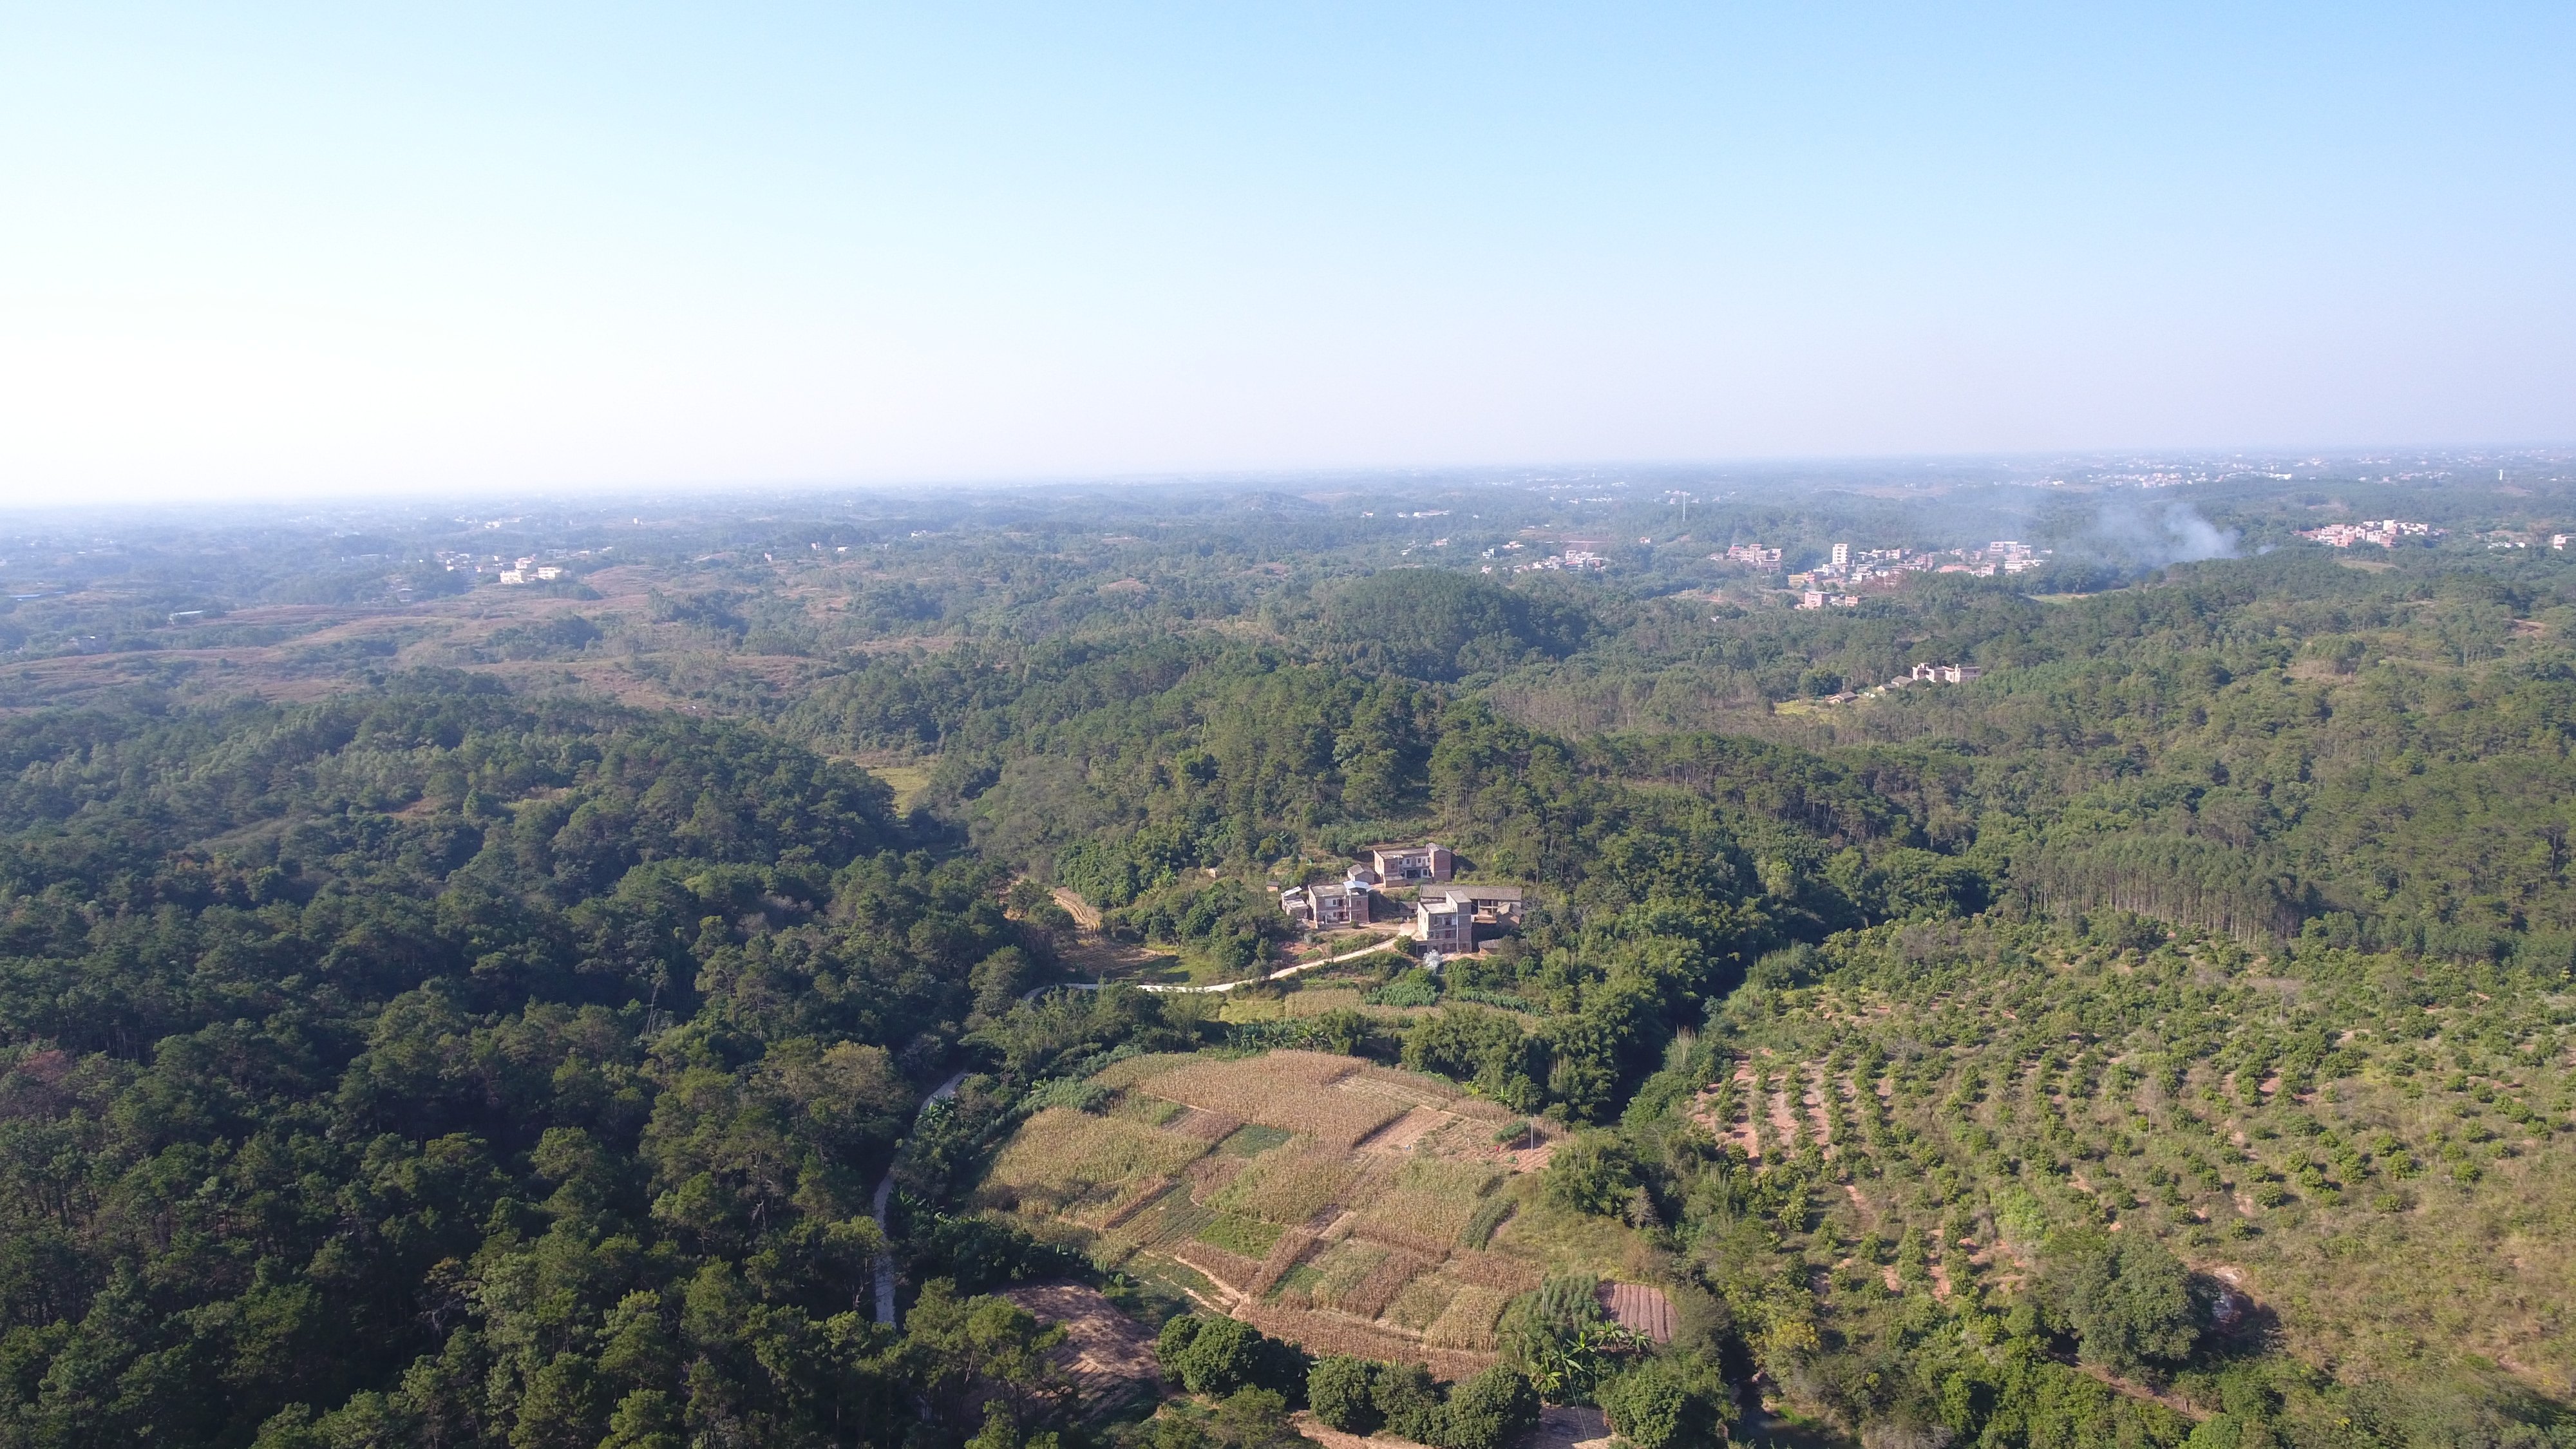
[978,1048,1578,1378]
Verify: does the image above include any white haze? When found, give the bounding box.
[2081,500,2242,568]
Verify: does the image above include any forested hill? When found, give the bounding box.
[0,673,1078,1445]
[5,478,2576,1448]
[790,552,2576,972]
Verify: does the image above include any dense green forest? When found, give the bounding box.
[4,464,2576,1448]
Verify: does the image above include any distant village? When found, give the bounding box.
[1276,842,1523,957]
[1477,540,1608,573]
[1796,660,1987,708]
[2295,519,2445,549]
[1715,538,2049,609]
[437,546,607,583]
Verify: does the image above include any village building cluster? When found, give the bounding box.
[1806,660,1987,708]
[437,547,606,583]
[1277,842,1525,954]
[1506,546,1605,574]
[1714,539,2051,598]
[1889,661,1984,687]
[2297,519,2444,548]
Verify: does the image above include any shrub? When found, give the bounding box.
[1373,1363,1449,1445]
[1157,1314,1312,1404]
[1215,1388,1304,1449]
[2038,1229,2199,1377]
[1371,969,1443,1008]
[1543,1136,1643,1217]
[1309,1356,1383,1434]
[1599,1359,1725,1449]
[1160,1313,1206,1362]
[1444,1366,1540,1449]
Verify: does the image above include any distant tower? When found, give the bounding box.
[1830,542,1850,567]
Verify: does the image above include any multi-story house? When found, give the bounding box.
[1311,881,1372,928]
[1446,884,1524,925]
[1280,880,1374,929]
[1413,886,1527,953]
[1416,894,1473,953]
[1369,842,1454,885]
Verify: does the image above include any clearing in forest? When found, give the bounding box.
[981,1049,1643,1380]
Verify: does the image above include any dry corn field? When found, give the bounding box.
[1305,1240,1389,1308]
[1168,1106,1245,1142]
[1135,1051,1410,1148]
[982,1048,1571,1374]
[1383,1276,1458,1332]
[1185,1155,1245,1197]
[1442,1249,1542,1293]
[1351,1158,1503,1245]
[985,1108,1213,1214]
[1211,1148,1375,1226]
[1094,1175,1176,1230]
[1237,1305,1498,1381]
[1245,1227,1320,1296]
[1424,1285,1516,1350]
[1336,1248,1437,1320]
[1174,1240,1265,1294]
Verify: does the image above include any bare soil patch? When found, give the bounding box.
[1598,1281,1676,1343]
[1000,1281,1161,1414]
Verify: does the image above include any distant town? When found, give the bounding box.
[2296,519,2445,549]
[1705,538,2050,607]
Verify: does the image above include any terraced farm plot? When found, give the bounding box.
[1137,1051,1410,1147]
[1197,1212,1284,1257]
[1211,1146,1374,1224]
[982,1047,1623,1378]
[1425,1285,1515,1350]
[985,1108,1213,1214]
[1352,1157,1504,1247]
[1383,1275,1458,1332]
[1216,1124,1296,1157]
[1305,1240,1390,1310]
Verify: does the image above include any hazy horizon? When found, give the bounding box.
[5,5,2571,503]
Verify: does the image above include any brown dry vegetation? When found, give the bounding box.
[985,1108,1212,1215]
[1351,1158,1504,1245]
[1382,1276,1458,1333]
[1213,1148,1374,1225]
[1137,1052,1407,1147]
[984,1048,1649,1379]
[1423,1285,1517,1350]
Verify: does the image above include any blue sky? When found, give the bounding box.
[2,4,2570,500]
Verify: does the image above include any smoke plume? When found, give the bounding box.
[2081,500,2240,568]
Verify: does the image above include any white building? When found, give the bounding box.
[1282,881,1374,929]
[1416,895,1473,953]
[1368,843,1454,884]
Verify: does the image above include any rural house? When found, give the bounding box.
[1415,894,1473,953]
[1445,884,1524,924]
[1279,880,1372,929]
[1368,842,1454,884]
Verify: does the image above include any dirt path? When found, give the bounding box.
[1050,887,1103,931]
[875,1069,968,1325]
[1030,931,1409,998]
